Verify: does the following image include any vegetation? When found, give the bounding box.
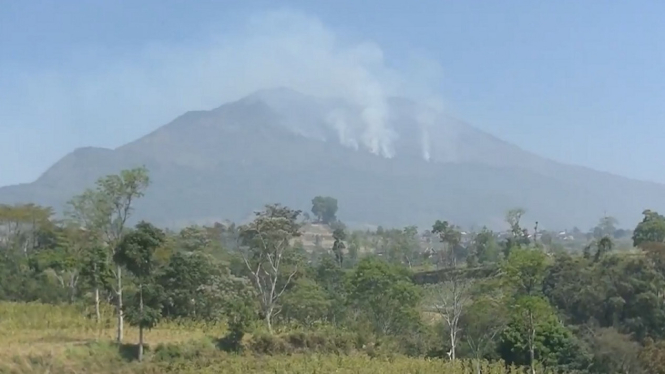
[2,167,665,373]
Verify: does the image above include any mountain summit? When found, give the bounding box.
[1,88,663,229]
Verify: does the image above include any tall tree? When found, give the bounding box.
[427,274,472,361]
[501,248,548,374]
[504,208,530,254]
[594,215,619,240]
[238,204,302,333]
[79,244,113,324]
[114,221,165,362]
[67,166,150,343]
[430,219,470,360]
[311,196,338,224]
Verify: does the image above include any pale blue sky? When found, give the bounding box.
[1,1,664,186]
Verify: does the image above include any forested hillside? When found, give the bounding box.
[2,167,665,373]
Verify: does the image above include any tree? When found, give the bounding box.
[469,228,500,264]
[594,236,613,262]
[594,216,618,240]
[159,252,225,321]
[499,297,589,372]
[79,244,113,324]
[332,228,346,267]
[67,166,150,343]
[633,210,665,248]
[178,225,213,252]
[315,254,348,325]
[28,226,84,304]
[216,274,257,352]
[311,196,338,224]
[426,273,472,361]
[587,327,644,374]
[504,208,530,254]
[0,203,55,255]
[506,208,525,232]
[346,257,422,336]
[238,204,302,333]
[542,253,599,326]
[378,227,420,268]
[432,220,463,267]
[429,219,472,361]
[114,221,165,362]
[280,277,330,327]
[461,295,508,374]
[501,248,548,374]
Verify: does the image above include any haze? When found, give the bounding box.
[1,1,664,187]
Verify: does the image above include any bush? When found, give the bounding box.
[247,330,362,355]
[153,339,217,362]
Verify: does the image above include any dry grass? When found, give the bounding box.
[0,302,224,361]
[0,302,556,374]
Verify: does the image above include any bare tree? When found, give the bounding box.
[238,204,302,333]
[428,274,473,361]
[428,219,472,361]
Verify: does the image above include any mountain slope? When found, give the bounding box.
[1,88,663,230]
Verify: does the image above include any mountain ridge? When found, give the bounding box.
[1,88,663,230]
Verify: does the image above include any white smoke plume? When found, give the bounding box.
[326,109,359,150]
[0,9,447,185]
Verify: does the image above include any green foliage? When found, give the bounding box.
[502,248,547,297]
[586,327,644,374]
[346,257,422,336]
[11,177,665,373]
[79,245,113,291]
[238,204,303,332]
[115,221,166,360]
[470,227,501,264]
[115,222,165,281]
[281,277,331,327]
[159,252,225,321]
[67,167,150,247]
[123,283,163,330]
[499,296,586,368]
[311,196,338,224]
[633,210,665,247]
[177,225,213,252]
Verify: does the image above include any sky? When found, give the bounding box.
[1,0,664,187]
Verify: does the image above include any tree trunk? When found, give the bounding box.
[529,311,536,374]
[116,265,124,343]
[94,287,101,324]
[69,274,78,304]
[265,307,273,334]
[138,326,144,362]
[450,329,457,361]
[530,345,535,374]
[138,285,144,362]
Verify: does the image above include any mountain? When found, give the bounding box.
[1,87,664,230]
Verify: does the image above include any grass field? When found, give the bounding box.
[0,302,551,374]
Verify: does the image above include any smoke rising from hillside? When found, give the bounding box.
[0,10,447,185]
